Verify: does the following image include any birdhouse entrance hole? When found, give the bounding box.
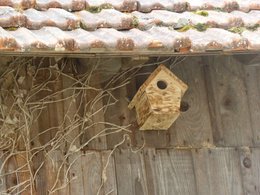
[157,80,168,90]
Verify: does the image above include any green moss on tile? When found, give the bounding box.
[87,3,113,13]
[132,16,139,28]
[247,24,260,31]
[177,25,193,32]
[193,10,209,17]
[228,27,245,34]
[194,23,208,31]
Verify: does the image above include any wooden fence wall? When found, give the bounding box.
[0,54,259,195]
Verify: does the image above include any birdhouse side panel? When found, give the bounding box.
[135,92,152,127]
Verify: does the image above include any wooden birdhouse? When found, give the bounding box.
[129,64,188,130]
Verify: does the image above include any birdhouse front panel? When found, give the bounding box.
[145,70,183,114]
[129,64,188,130]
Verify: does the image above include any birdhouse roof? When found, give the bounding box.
[142,64,188,92]
[0,0,259,57]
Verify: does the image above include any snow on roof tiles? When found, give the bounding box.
[0,0,259,54]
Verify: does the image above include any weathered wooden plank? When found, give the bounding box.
[104,86,131,149]
[239,147,260,195]
[48,70,65,147]
[144,149,196,195]
[203,56,253,146]
[15,152,34,195]
[0,151,6,194]
[169,57,213,147]
[104,60,140,149]
[4,154,19,194]
[78,58,107,150]
[244,65,260,146]
[114,149,148,195]
[42,68,69,195]
[35,68,55,146]
[85,88,108,150]
[239,147,254,195]
[47,149,70,195]
[101,151,117,195]
[30,71,48,195]
[3,153,34,195]
[81,152,102,195]
[251,149,260,194]
[61,65,85,195]
[192,148,243,195]
[68,152,84,195]
[33,151,48,195]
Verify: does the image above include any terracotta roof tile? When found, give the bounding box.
[242,29,260,49]
[24,8,80,30]
[0,6,25,28]
[36,0,85,11]
[77,9,134,30]
[92,28,135,50]
[9,27,48,50]
[66,28,105,50]
[85,0,137,12]
[0,27,17,50]
[123,29,163,50]
[146,27,191,51]
[0,0,259,54]
[184,28,248,51]
[136,0,188,13]
[0,0,34,9]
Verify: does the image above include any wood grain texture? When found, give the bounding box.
[69,150,117,195]
[105,85,133,149]
[62,66,85,195]
[35,69,56,146]
[0,151,6,194]
[30,71,48,195]
[203,56,253,146]
[144,149,197,195]
[5,154,19,194]
[192,148,243,195]
[15,153,34,195]
[104,64,140,149]
[68,152,84,195]
[78,58,107,150]
[33,151,48,195]
[251,149,260,194]
[114,149,148,195]
[101,151,117,195]
[239,147,260,195]
[42,70,69,195]
[244,65,260,146]
[45,150,69,195]
[81,152,102,195]
[169,57,213,147]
